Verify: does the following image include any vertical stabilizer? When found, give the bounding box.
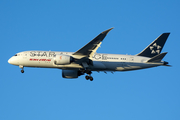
[137,33,170,58]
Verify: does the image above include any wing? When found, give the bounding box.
[73,28,113,58]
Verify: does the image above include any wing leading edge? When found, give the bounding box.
[73,28,113,58]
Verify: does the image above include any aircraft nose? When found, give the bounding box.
[8,57,13,64]
[8,57,17,65]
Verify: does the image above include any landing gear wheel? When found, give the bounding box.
[83,69,93,81]
[89,76,93,81]
[21,70,24,73]
[85,75,89,80]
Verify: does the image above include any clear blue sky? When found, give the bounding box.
[0,0,180,120]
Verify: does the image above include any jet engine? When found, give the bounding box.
[62,70,83,78]
[54,55,74,65]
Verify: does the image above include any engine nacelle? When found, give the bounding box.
[54,54,74,65]
[62,70,83,78]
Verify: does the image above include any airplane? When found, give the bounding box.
[8,28,171,81]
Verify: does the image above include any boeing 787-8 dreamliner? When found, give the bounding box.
[8,28,170,81]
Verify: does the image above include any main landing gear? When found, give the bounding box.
[84,70,93,81]
[85,75,93,81]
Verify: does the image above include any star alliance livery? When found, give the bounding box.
[8,28,170,81]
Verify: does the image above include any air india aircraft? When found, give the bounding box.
[8,28,170,81]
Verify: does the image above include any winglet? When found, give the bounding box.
[102,27,114,34]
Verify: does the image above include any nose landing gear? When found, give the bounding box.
[21,69,24,73]
[19,65,24,73]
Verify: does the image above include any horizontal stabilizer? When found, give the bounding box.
[147,52,167,62]
[163,64,171,67]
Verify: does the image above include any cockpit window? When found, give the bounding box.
[14,54,17,56]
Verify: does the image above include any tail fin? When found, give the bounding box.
[137,33,170,58]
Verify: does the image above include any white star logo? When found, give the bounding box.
[149,43,161,54]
